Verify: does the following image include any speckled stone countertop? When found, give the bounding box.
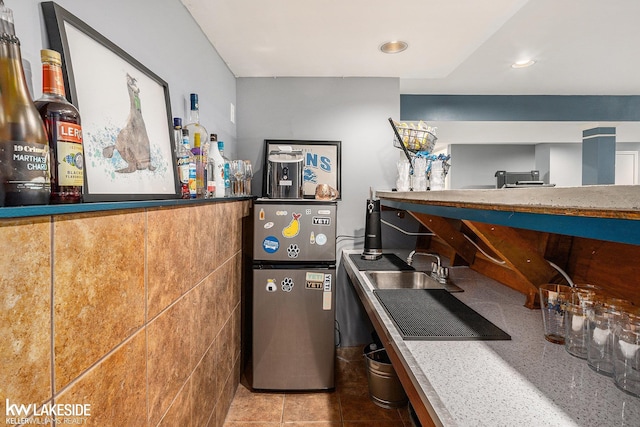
[376,186,640,217]
[343,249,640,427]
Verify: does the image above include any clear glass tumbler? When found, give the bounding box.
[565,300,594,359]
[587,298,629,376]
[539,284,572,344]
[613,311,640,397]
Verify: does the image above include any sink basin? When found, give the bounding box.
[365,271,446,290]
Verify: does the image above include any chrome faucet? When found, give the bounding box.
[406,251,449,284]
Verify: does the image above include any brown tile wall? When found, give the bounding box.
[0,200,250,427]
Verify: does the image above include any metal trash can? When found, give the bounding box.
[363,343,408,409]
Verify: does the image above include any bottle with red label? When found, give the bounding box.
[35,49,84,203]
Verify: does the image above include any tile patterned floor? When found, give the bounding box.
[223,347,413,427]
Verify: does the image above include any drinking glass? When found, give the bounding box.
[613,311,640,397]
[244,160,253,196]
[587,298,630,376]
[230,160,245,195]
[539,284,572,344]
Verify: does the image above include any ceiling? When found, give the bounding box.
[181,0,640,96]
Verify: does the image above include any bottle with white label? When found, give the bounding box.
[206,133,225,198]
[218,140,231,196]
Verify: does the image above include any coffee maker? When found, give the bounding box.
[265,148,304,199]
[362,189,382,260]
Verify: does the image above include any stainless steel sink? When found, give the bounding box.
[365,271,446,290]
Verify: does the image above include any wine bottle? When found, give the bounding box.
[35,49,83,203]
[0,1,51,206]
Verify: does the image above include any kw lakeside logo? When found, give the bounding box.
[5,399,91,425]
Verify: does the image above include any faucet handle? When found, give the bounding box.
[431,261,438,274]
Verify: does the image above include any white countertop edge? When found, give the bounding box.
[342,250,457,426]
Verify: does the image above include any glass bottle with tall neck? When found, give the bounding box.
[218,140,231,197]
[0,0,51,206]
[35,49,83,203]
[184,93,207,197]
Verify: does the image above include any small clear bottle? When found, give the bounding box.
[172,117,182,158]
[176,128,195,199]
[218,140,231,196]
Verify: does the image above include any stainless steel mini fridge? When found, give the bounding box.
[252,199,336,390]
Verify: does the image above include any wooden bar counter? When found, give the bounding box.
[376,185,640,308]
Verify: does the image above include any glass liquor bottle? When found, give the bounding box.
[172,117,182,158]
[184,93,207,197]
[176,128,195,199]
[218,140,231,197]
[35,49,83,203]
[0,1,51,206]
[206,133,225,198]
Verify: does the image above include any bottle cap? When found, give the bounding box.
[41,49,62,66]
[173,117,182,128]
[190,93,198,111]
[218,141,224,150]
[182,128,189,136]
[210,133,218,142]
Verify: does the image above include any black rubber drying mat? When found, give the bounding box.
[374,289,511,341]
[349,253,415,271]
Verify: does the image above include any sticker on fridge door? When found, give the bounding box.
[323,274,332,310]
[286,244,300,258]
[315,233,327,246]
[305,271,324,290]
[262,236,280,253]
[282,213,301,238]
[281,277,294,292]
[312,216,331,226]
[265,279,277,292]
[263,221,274,229]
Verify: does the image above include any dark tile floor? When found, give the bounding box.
[223,347,412,427]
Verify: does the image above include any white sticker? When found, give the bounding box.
[266,279,277,292]
[264,221,274,229]
[306,208,312,215]
[315,233,327,246]
[323,291,332,310]
[281,277,294,292]
[324,274,332,292]
[318,209,331,215]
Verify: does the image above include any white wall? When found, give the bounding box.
[547,143,583,187]
[8,0,237,153]
[449,144,536,189]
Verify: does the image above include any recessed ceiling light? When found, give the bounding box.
[511,59,536,69]
[380,41,408,54]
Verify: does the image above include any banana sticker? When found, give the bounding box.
[282,213,302,238]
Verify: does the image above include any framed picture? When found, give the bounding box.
[263,140,341,199]
[41,2,179,202]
